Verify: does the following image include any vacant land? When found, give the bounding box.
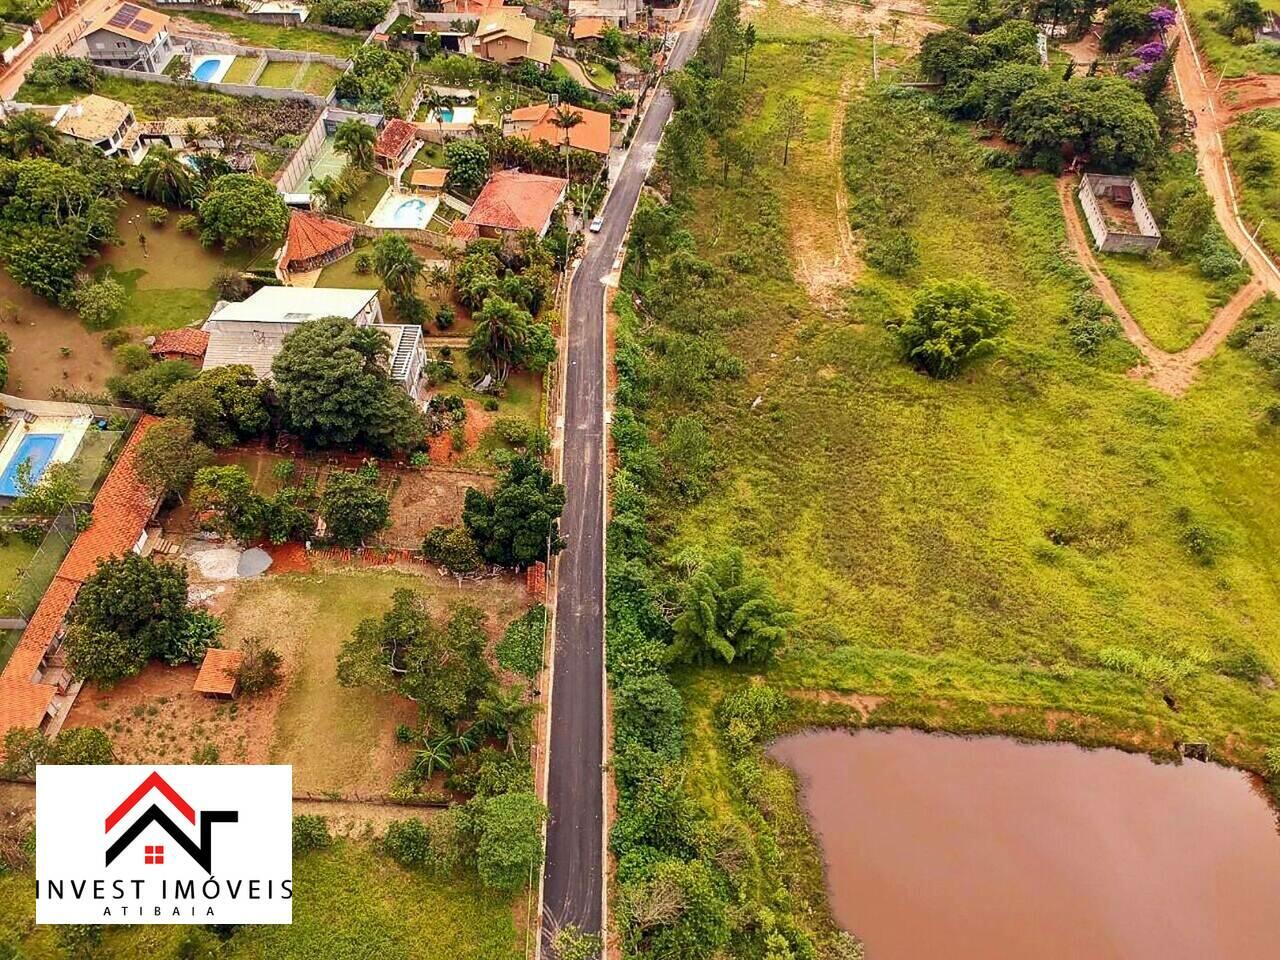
[1226,109,1280,258]
[173,10,361,57]
[257,59,343,95]
[1098,250,1232,351]
[1182,0,1280,78]
[0,841,526,960]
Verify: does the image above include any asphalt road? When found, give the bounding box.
[539,1,718,954]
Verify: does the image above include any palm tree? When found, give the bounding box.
[372,235,423,300]
[137,145,195,207]
[476,685,536,753]
[467,295,533,380]
[334,118,377,171]
[548,105,583,182]
[311,174,346,213]
[413,735,454,780]
[0,111,59,160]
[428,264,450,296]
[421,90,453,142]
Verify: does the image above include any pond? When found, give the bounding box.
[769,728,1280,960]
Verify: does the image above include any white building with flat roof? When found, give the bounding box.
[206,286,383,327]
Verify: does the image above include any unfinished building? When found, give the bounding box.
[1078,173,1161,254]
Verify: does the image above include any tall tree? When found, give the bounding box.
[334,118,377,170]
[372,234,423,300]
[462,454,566,568]
[776,94,806,166]
[197,174,288,249]
[0,111,58,160]
[668,549,791,666]
[548,105,583,181]
[134,417,214,502]
[135,145,195,208]
[741,23,757,81]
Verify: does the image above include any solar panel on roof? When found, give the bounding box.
[108,4,141,27]
[132,18,152,30]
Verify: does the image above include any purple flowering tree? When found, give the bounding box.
[1134,40,1168,61]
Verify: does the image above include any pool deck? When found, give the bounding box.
[191,54,235,84]
[0,415,90,497]
[365,186,441,229]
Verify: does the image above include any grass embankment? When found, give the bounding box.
[1226,108,1280,258]
[611,12,1280,954]
[1181,0,1280,78]
[0,841,525,960]
[1098,250,1234,350]
[176,10,360,58]
[221,55,260,84]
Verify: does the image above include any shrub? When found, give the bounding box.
[1064,291,1119,356]
[1265,746,1280,780]
[146,206,168,226]
[435,304,455,330]
[177,213,199,234]
[383,817,431,867]
[213,268,251,302]
[422,524,482,573]
[715,683,787,755]
[113,342,153,373]
[292,814,331,854]
[495,605,546,678]
[864,229,919,276]
[233,636,284,694]
[894,277,1013,378]
[354,252,373,274]
[395,723,416,743]
[191,742,219,764]
[1198,245,1240,281]
[71,275,126,330]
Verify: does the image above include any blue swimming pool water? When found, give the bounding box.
[192,57,224,82]
[0,434,60,497]
[391,198,430,228]
[437,107,454,123]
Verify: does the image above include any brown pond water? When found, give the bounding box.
[769,728,1280,960]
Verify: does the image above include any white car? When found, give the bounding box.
[589,216,604,233]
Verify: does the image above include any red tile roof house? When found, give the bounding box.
[505,102,613,157]
[375,118,420,175]
[276,211,355,279]
[148,328,210,364]
[447,169,568,246]
[0,417,164,748]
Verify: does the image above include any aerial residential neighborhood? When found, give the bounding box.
[1,0,1280,954]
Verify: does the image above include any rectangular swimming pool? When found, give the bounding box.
[0,434,60,497]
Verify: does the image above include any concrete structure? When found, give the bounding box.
[447,168,567,243]
[205,286,383,327]
[568,0,644,26]
[83,2,174,73]
[52,95,145,162]
[1078,173,1161,255]
[473,10,555,67]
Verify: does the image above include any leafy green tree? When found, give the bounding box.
[234,636,284,694]
[197,174,289,249]
[158,365,270,447]
[383,818,432,866]
[669,549,791,666]
[1221,0,1265,34]
[108,359,197,410]
[70,275,126,330]
[12,461,81,515]
[473,791,546,890]
[422,524,482,573]
[775,94,806,167]
[334,118,377,170]
[134,145,195,208]
[338,590,492,725]
[0,728,50,777]
[272,316,425,453]
[468,296,555,378]
[190,465,261,539]
[445,139,490,192]
[134,416,214,501]
[619,859,730,960]
[895,276,1014,377]
[373,234,423,300]
[1101,0,1156,50]
[320,464,390,546]
[50,726,115,764]
[463,454,566,568]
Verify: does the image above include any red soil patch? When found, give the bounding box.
[265,541,312,574]
[426,398,493,464]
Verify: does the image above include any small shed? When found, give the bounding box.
[148,328,210,364]
[409,167,448,195]
[1078,173,1161,254]
[194,648,244,699]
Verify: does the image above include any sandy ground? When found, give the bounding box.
[386,464,494,547]
[748,0,944,47]
[426,398,495,466]
[1219,74,1280,116]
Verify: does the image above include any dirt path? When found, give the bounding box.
[0,0,117,98]
[790,76,862,308]
[1058,176,1265,395]
[1055,11,1280,395]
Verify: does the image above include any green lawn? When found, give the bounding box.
[587,59,616,89]
[0,842,526,960]
[0,26,24,51]
[1098,250,1235,351]
[1182,0,1280,77]
[1226,109,1280,259]
[316,250,383,291]
[175,10,360,57]
[0,537,37,595]
[256,59,343,95]
[222,54,261,84]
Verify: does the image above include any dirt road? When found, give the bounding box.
[0,0,117,99]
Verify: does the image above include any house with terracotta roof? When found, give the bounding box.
[277,211,355,277]
[149,328,210,364]
[375,118,420,174]
[0,417,163,744]
[473,10,555,67]
[83,2,174,73]
[570,16,606,40]
[52,95,145,162]
[447,168,568,245]
[505,102,613,157]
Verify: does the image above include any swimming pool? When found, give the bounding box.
[0,434,60,497]
[191,55,234,84]
[424,105,476,127]
[366,188,440,229]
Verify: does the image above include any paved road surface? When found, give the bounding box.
[538,0,717,954]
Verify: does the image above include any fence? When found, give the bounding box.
[3,506,83,624]
[178,35,352,69]
[273,105,328,191]
[158,1,369,36]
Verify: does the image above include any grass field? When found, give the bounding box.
[0,841,526,960]
[175,10,360,58]
[222,54,261,84]
[217,568,530,794]
[644,3,1280,775]
[0,538,37,596]
[1226,109,1280,259]
[1182,0,1280,77]
[1098,250,1234,351]
[256,60,343,95]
